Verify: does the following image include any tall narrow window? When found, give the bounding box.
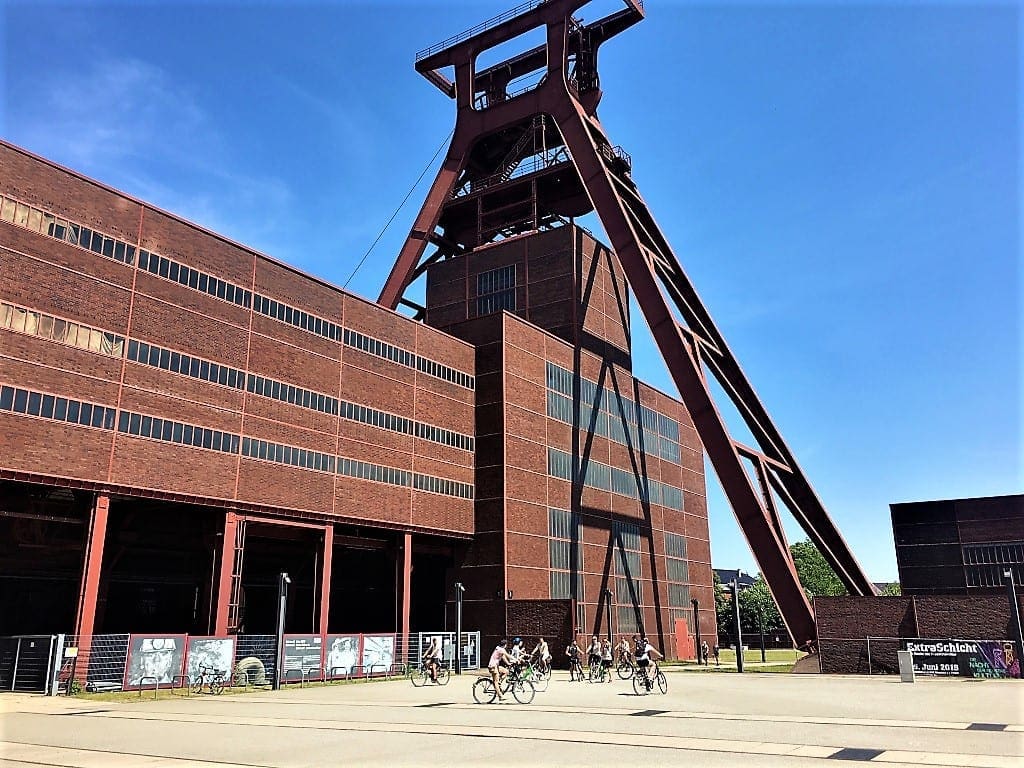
[476,264,516,315]
[613,520,643,634]
[549,507,583,601]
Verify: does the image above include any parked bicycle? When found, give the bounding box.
[631,665,667,696]
[472,667,536,704]
[190,664,226,695]
[409,661,450,687]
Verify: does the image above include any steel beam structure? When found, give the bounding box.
[380,0,876,647]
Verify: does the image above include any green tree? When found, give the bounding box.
[713,570,732,638]
[882,581,901,596]
[789,539,847,598]
[738,576,784,635]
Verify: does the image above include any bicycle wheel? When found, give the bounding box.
[409,666,425,687]
[632,672,647,696]
[436,666,451,686]
[589,663,600,683]
[511,679,536,704]
[210,676,225,695]
[656,671,667,695]
[617,661,633,680]
[472,677,497,704]
[539,663,552,681]
[532,671,548,692]
[190,678,204,696]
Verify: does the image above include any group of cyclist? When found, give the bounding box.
[485,636,552,701]
[565,634,662,684]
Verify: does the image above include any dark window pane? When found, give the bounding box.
[172,422,183,443]
[202,429,212,449]
[158,258,169,278]
[148,346,160,367]
[103,408,114,429]
[78,402,92,426]
[188,269,199,289]
[140,415,152,437]
[0,386,14,410]
[217,366,228,386]
[27,391,41,416]
[190,358,200,377]
[114,241,126,261]
[200,361,210,380]
[128,340,140,361]
[183,424,193,444]
[168,262,179,282]
[92,406,104,428]
[216,281,226,300]
[125,245,136,264]
[129,412,141,435]
[159,348,171,369]
[198,273,208,292]
[118,411,129,432]
[101,237,114,258]
[161,420,172,441]
[65,399,79,422]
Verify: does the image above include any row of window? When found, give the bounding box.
[965,564,1021,588]
[668,583,691,608]
[2,192,472,389]
[667,558,690,584]
[1,301,125,357]
[0,382,474,499]
[0,385,117,430]
[1,194,136,266]
[547,448,684,510]
[125,337,473,451]
[962,543,1024,566]
[546,362,682,441]
[119,410,239,454]
[343,328,474,390]
[665,532,688,560]
[546,378,681,461]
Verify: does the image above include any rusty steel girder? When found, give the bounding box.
[379,0,877,648]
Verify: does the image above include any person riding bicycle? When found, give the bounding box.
[616,636,632,666]
[600,638,613,682]
[587,635,602,672]
[487,639,512,701]
[530,637,552,673]
[565,639,584,681]
[422,636,441,683]
[636,636,662,686]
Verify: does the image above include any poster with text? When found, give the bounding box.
[361,634,395,675]
[325,635,360,678]
[282,635,323,680]
[123,635,186,690]
[186,636,236,682]
[903,639,1022,678]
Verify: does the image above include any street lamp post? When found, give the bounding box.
[731,576,744,674]
[454,582,465,675]
[273,572,291,691]
[691,597,701,664]
[758,608,767,663]
[1005,568,1023,667]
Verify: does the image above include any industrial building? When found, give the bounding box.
[0,138,713,654]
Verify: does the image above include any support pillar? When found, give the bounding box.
[214,512,240,635]
[319,526,334,637]
[74,494,109,641]
[401,532,412,661]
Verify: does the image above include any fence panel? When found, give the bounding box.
[0,636,56,692]
[233,634,276,687]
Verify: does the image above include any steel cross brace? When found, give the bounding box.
[378,0,876,648]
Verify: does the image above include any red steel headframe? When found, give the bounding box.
[378,0,877,648]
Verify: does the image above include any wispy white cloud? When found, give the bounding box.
[10,56,294,253]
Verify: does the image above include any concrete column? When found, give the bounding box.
[74,494,110,640]
[319,526,334,636]
[213,512,240,635]
[401,532,412,660]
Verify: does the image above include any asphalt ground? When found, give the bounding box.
[1,668,1021,767]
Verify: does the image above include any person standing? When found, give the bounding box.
[565,639,584,681]
[700,639,710,667]
[713,642,721,667]
[600,638,613,682]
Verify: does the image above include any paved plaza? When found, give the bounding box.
[1,670,1021,767]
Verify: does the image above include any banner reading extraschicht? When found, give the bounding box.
[902,639,1021,679]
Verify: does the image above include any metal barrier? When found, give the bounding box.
[137,676,163,699]
[0,636,59,693]
[282,669,304,685]
[171,674,191,696]
[301,667,325,687]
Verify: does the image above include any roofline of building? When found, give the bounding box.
[889,492,1024,508]
[0,138,475,353]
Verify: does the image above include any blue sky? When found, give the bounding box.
[1,1,1018,581]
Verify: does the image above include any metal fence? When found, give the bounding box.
[3,630,481,695]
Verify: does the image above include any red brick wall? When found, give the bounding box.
[0,140,475,536]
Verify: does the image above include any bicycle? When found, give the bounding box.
[616,651,636,680]
[631,664,667,696]
[472,667,536,704]
[517,661,548,692]
[408,660,450,687]
[190,664,226,695]
[531,656,553,681]
[589,658,609,683]
[567,657,585,682]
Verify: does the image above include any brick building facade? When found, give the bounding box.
[0,139,711,658]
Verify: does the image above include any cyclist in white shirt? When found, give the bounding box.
[636,636,662,685]
[531,637,552,674]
